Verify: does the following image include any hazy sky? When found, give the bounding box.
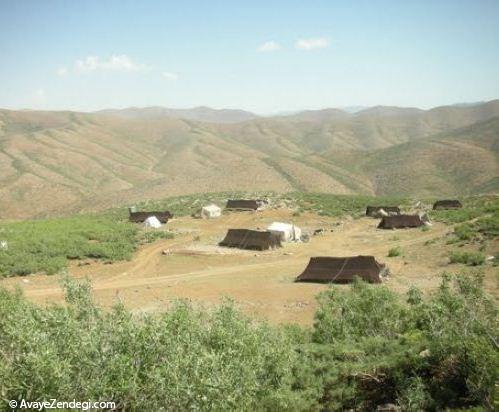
[1,0,498,113]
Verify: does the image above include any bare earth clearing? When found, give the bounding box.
[1,209,497,325]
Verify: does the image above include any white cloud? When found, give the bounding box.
[258,40,282,52]
[295,38,329,50]
[74,54,149,74]
[56,67,68,76]
[162,71,178,81]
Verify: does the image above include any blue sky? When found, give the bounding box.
[0,0,498,113]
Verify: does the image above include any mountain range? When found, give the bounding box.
[0,100,498,218]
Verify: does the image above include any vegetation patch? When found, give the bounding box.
[430,195,498,224]
[139,230,174,244]
[449,250,486,266]
[0,274,496,410]
[0,216,137,277]
[387,246,402,257]
[290,193,407,218]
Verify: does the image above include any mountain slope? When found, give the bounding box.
[356,117,499,196]
[0,101,498,219]
[96,106,259,123]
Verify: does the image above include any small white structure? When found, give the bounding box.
[201,204,222,219]
[0,240,7,251]
[371,208,389,218]
[267,222,302,242]
[144,216,162,229]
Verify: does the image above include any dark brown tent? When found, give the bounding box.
[129,211,173,223]
[377,215,424,229]
[296,255,385,283]
[366,206,401,217]
[219,229,282,250]
[225,200,260,210]
[433,200,463,210]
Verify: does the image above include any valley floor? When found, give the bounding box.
[1,209,497,325]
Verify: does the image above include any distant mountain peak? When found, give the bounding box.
[96,106,258,123]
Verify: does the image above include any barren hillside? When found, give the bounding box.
[0,100,498,218]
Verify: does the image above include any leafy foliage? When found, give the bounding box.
[0,216,137,277]
[0,279,311,411]
[449,251,486,266]
[1,275,495,410]
[303,275,498,411]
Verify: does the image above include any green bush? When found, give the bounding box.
[454,223,476,241]
[306,275,498,410]
[388,247,402,257]
[0,275,496,410]
[449,251,486,266]
[0,216,137,277]
[0,279,311,411]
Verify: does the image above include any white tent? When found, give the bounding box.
[267,222,302,242]
[144,216,162,229]
[201,204,221,219]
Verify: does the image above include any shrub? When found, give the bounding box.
[307,274,498,410]
[0,216,137,277]
[388,247,402,257]
[454,223,476,241]
[449,251,485,266]
[0,279,311,411]
[0,275,496,410]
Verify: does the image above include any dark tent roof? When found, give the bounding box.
[433,200,463,210]
[219,229,282,250]
[226,200,260,210]
[129,211,173,223]
[377,215,424,229]
[366,206,401,217]
[296,256,385,284]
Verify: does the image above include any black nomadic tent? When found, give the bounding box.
[219,229,281,250]
[377,215,424,229]
[433,200,462,210]
[129,211,173,223]
[225,200,260,210]
[296,255,385,283]
[366,206,401,217]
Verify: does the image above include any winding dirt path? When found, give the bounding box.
[3,209,494,325]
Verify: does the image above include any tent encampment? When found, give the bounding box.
[129,211,172,223]
[225,200,260,210]
[219,229,282,250]
[267,222,302,242]
[201,204,222,219]
[366,206,401,217]
[144,216,162,229]
[296,255,385,283]
[433,200,462,210]
[377,215,424,229]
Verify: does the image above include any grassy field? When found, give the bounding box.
[0,274,496,410]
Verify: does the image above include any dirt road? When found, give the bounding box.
[1,209,495,325]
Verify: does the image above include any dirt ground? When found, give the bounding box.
[1,209,497,325]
